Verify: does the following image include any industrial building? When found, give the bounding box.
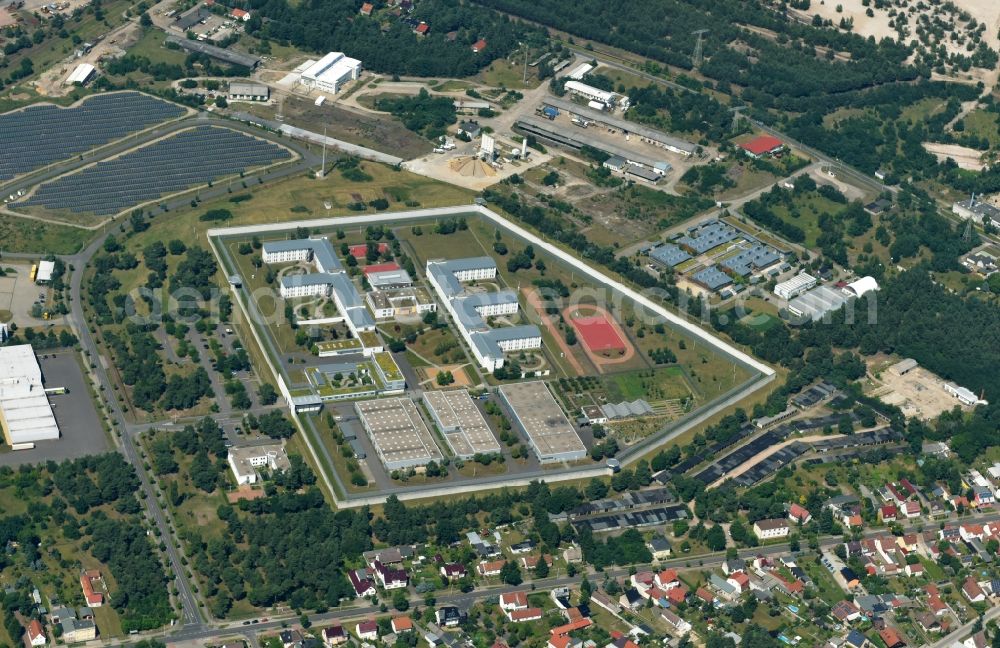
[262,238,376,334]
[719,243,782,277]
[942,382,988,407]
[498,382,587,463]
[690,266,733,292]
[563,81,629,111]
[677,220,740,255]
[739,135,784,159]
[952,196,1000,229]
[423,389,501,458]
[649,244,691,268]
[426,257,542,372]
[228,82,270,102]
[773,273,817,300]
[515,117,671,175]
[0,345,60,445]
[541,96,697,156]
[35,260,56,284]
[299,52,362,94]
[64,63,95,86]
[786,277,878,321]
[355,398,444,471]
[165,36,261,69]
[227,444,291,485]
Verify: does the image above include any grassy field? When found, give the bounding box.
[0,215,89,254]
[960,109,1000,148]
[765,191,849,248]
[241,95,433,160]
[474,58,540,89]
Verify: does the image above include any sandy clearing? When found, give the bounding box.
[922,142,988,171]
[793,0,1000,67]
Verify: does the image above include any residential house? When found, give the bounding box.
[879,505,898,522]
[440,563,467,579]
[60,617,96,644]
[322,625,348,645]
[280,630,304,648]
[508,608,543,623]
[710,574,740,600]
[695,587,715,606]
[349,569,376,597]
[722,557,746,575]
[788,503,812,525]
[660,609,692,635]
[360,2,373,15]
[916,612,942,634]
[414,22,428,35]
[903,501,921,519]
[654,569,679,590]
[619,589,643,610]
[500,592,528,615]
[28,620,46,647]
[392,617,413,634]
[845,630,869,648]
[435,606,463,627]
[509,540,536,554]
[904,563,924,577]
[646,536,671,560]
[727,572,750,593]
[964,577,986,603]
[878,627,905,648]
[478,560,504,577]
[356,620,378,641]
[471,39,487,53]
[831,600,861,623]
[665,585,688,606]
[80,570,104,607]
[753,518,790,540]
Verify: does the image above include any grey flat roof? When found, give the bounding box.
[625,163,662,182]
[515,117,670,171]
[677,221,740,254]
[499,381,587,463]
[423,390,501,458]
[165,35,260,68]
[720,243,782,277]
[368,269,412,287]
[649,244,691,268]
[356,398,444,470]
[541,96,697,153]
[230,82,269,96]
[690,266,732,291]
[788,284,849,320]
[281,272,340,288]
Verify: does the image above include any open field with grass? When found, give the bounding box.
[241,95,433,160]
[0,215,89,254]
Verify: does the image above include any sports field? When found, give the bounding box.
[571,314,626,355]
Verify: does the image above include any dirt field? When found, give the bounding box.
[423,364,474,388]
[922,142,987,171]
[32,18,140,96]
[0,6,17,27]
[868,364,964,421]
[245,95,433,160]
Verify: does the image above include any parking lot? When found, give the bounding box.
[0,351,110,466]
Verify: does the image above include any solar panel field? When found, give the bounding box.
[0,92,187,182]
[17,126,292,217]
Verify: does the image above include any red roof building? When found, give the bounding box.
[391,617,413,633]
[360,2,373,15]
[80,570,104,607]
[665,585,688,605]
[27,619,45,647]
[414,22,429,35]
[739,135,783,158]
[472,39,487,53]
[230,8,250,20]
[879,627,906,648]
[550,619,591,636]
[363,261,401,275]
[788,503,812,524]
[509,607,543,623]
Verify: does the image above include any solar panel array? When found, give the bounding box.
[0,92,187,182]
[18,126,291,216]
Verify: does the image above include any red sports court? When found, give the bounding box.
[572,314,627,354]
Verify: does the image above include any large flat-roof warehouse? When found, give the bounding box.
[423,390,501,458]
[355,398,444,471]
[0,345,60,445]
[498,382,587,463]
